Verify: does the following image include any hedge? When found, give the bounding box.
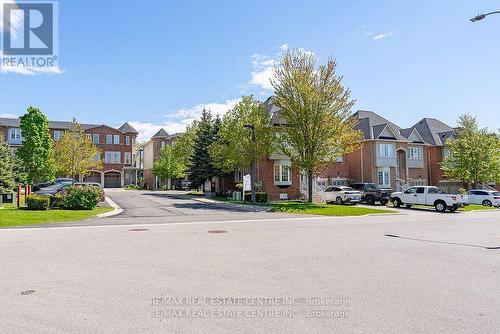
[60,186,102,210]
[26,195,50,210]
[243,192,268,203]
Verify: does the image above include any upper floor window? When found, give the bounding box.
[94,152,101,162]
[9,128,22,140]
[105,151,121,164]
[443,147,452,158]
[408,147,422,160]
[53,130,62,141]
[124,152,131,164]
[113,135,120,144]
[92,134,100,144]
[379,143,394,157]
[125,136,130,145]
[106,135,113,144]
[234,168,244,182]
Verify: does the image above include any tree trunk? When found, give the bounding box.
[251,160,257,203]
[308,169,313,203]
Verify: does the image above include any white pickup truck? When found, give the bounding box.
[390,186,468,212]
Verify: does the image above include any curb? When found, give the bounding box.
[191,197,270,212]
[97,196,123,218]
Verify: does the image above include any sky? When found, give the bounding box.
[0,0,499,142]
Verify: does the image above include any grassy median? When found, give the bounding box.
[0,203,113,227]
[268,202,395,216]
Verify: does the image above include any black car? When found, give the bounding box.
[32,178,75,191]
[34,182,73,196]
[349,183,390,205]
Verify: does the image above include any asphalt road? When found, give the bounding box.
[1,190,499,333]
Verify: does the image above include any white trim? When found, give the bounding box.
[377,124,398,139]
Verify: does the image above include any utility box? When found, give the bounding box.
[233,191,242,201]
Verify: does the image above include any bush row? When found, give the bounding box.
[243,192,268,203]
[26,186,103,211]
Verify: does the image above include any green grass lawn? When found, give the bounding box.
[268,202,395,216]
[460,204,498,212]
[0,204,113,227]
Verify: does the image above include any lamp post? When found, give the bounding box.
[470,10,500,22]
[244,124,257,203]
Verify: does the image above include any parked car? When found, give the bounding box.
[466,189,500,207]
[390,186,468,212]
[35,182,73,196]
[350,183,390,205]
[32,178,75,191]
[320,186,362,205]
[180,180,191,190]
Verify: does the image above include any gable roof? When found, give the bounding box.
[152,128,169,138]
[406,118,455,145]
[352,110,406,141]
[118,122,139,134]
[264,97,287,125]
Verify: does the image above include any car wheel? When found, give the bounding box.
[366,195,375,205]
[435,201,446,212]
[336,197,344,205]
[380,199,388,206]
[482,200,492,207]
[392,198,401,208]
[405,204,412,208]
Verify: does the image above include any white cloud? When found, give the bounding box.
[0,1,22,36]
[128,98,241,143]
[247,46,315,92]
[373,31,394,40]
[0,113,18,118]
[0,65,64,75]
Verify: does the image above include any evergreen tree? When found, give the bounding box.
[0,134,16,192]
[187,109,223,190]
[16,106,55,183]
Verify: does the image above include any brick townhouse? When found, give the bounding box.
[142,128,183,189]
[0,117,138,188]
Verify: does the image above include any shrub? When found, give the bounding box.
[50,192,65,208]
[124,184,140,190]
[60,186,101,210]
[26,195,50,210]
[244,192,268,203]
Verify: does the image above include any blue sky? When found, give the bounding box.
[1,0,499,141]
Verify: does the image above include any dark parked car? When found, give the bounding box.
[32,178,75,191]
[350,183,390,205]
[35,182,73,196]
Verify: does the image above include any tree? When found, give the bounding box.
[187,109,223,190]
[153,145,185,189]
[53,118,103,180]
[271,49,363,202]
[210,96,275,202]
[0,134,16,192]
[442,114,500,188]
[17,106,55,183]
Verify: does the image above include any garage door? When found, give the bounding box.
[104,173,121,188]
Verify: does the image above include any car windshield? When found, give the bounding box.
[41,184,65,190]
[342,187,356,191]
[493,192,500,196]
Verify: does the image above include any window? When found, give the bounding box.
[105,151,121,164]
[405,187,417,194]
[443,147,452,158]
[92,134,100,144]
[335,156,344,163]
[274,162,292,185]
[156,141,166,149]
[234,168,244,182]
[330,178,347,186]
[106,135,113,144]
[379,143,394,157]
[125,136,130,145]
[94,153,101,162]
[113,135,120,144]
[377,167,390,187]
[408,147,422,160]
[124,152,131,164]
[416,187,425,194]
[428,187,439,194]
[53,130,62,141]
[9,128,22,140]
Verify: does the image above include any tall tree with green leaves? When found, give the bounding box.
[187,109,223,190]
[0,134,16,192]
[272,49,363,202]
[17,106,55,183]
[153,144,186,189]
[53,118,102,180]
[442,114,500,188]
[210,96,275,202]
